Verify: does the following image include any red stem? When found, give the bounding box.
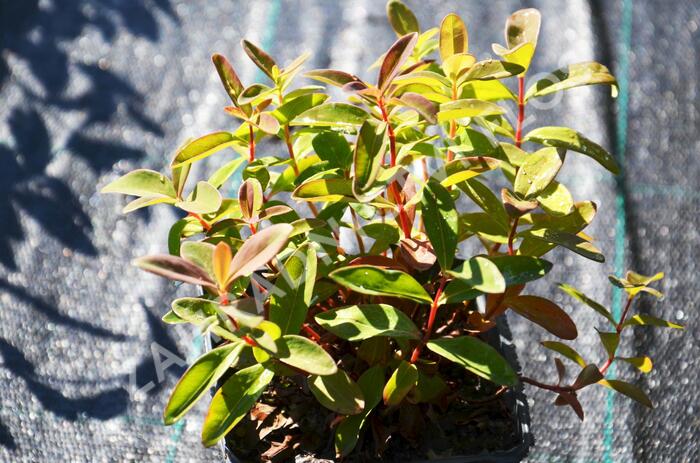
[248,123,255,162]
[378,98,412,238]
[410,278,447,363]
[520,375,575,393]
[507,217,519,256]
[302,324,322,342]
[515,76,525,148]
[599,296,634,375]
[188,212,211,232]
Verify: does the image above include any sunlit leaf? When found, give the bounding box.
[446,256,505,294]
[272,93,329,125]
[622,314,684,330]
[537,181,573,216]
[312,131,353,169]
[437,99,505,123]
[201,364,274,446]
[421,179,458,271]
[291,103,370,128]
[439,13,468,61]
[513,147,564,199]
[315,304,420,341]
[212,53,245,103]
[383,360,418,406]
[176,181,222,214]
[171,132,239,167]
[274,335,337,376]
[524,126,619,174]
[520,228,605,263]
[329,265,432,304]
[558,283,616,325]
[525,62,618,101]
[309,369,365,415]
[617,356,653,374]
[598,379,653,408]
[134,255,216,289]
[541,341,586,367]
[353,119,388,202]
[378,32,418,91]
[241,39,276,80]
[387,0,419,36]
[164,342,244,425]
[427,336,518,386]
[269,244,317,335]
[101,169,176,198]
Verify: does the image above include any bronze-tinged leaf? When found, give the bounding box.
[397,237,436,271]
[134,255,216,290]
[241,39,277,80]
[387,0,420,36]
[572,364,603,389]
[305,69,364,88]
[505,295,578,340]
[439,13,468,61]
[400,92,438,124]
[238,178,263,220]
[599,379,653,408]
[505,8,541,49]
[554,392,584,421]
[378,32,418,92]
[228,223,293,283]
[501,188,538,218]
[212,242,232,289]
[211,53,245,103]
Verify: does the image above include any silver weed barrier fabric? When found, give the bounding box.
[0,0,697,461]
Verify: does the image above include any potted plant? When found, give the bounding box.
[101,2,684,461]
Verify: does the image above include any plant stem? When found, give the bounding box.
[410,277,447,363]
[599,295,634,375]
[378,97,412,238]
[248,123,256,162]
[520,375,575,393]
[188,212,211,232]
[515,76,525,148]
[507,217,519,255]
[349,208,366,254]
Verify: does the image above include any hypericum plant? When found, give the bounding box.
[102,3,683,458]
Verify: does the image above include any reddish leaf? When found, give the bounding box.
[505,295,578,340]
[378,33,418,92]
[554,392,584,420]
[134,255,216,290]
[305,69,364,88]
[400,92,438,123]
[228,224,293,283]
[211,53,245,103]
[241,40,277,80]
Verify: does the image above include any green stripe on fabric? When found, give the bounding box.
[603,0,634,461]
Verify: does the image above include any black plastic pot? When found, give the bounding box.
[210,317,533,463]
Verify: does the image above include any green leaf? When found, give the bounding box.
[241,40,276,80]
[524,126,619,174]
[617,356,653,374]
[461,60,524,82]
[504,295,578,340]
[421,179,458,270]
[274,335,337,375]
[292,177,354,202]
[176,181,222,214]
[573,364,604,389]
[309,369,365,415]
[519,228,605,263]
[489,255,553,286]
[439,13,468,61]
[437,99,505,123]
[383,360,418,406]
[362,223,400,254]
[101,169,176,198]
[558,283,616,325]
[599,379,653,408]
[505,8,541,49]
[626,271,664,286]
[162,310,186,324]
[513,147,564,199]
[212,53,245,103]
[458,179,509,228]
[335,366,385,457]
[525,62,618,101]
[352,119,388,202]
[312,131,353,169]
[378,32,418,91]
[597,331,620,358]
[291,103,370,128]
[171,132,238,167]
[622,314,684,330]
[273,93,329,125]
[537,181,573,216]
[387,0,419,36]
[180,241,215,277]
[541,341,586,367]
[427,336,517,386]
[329,265,432,304]
[121,196,176,213]
[207,157,245,189]
[305,69,363,88]
[447,256,505,294]
[201,364,274,446]
[269,244,317,335]
[315,304,420,341]
[164,342,244,425]
[171,297,219,324]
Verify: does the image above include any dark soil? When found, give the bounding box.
[224,362,521,462]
